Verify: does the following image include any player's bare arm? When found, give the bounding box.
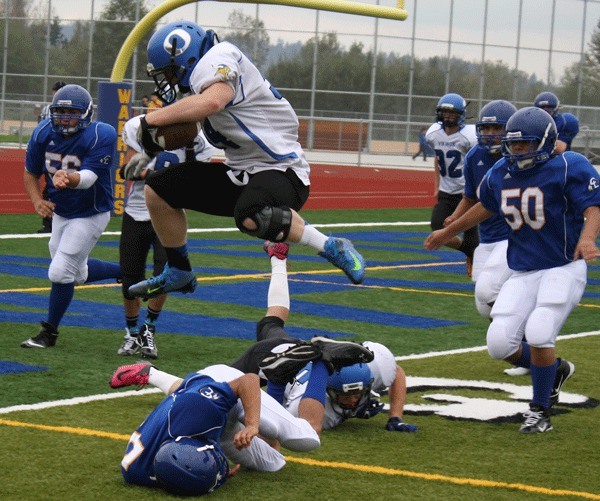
[574,205,600,261]
[425,202,493,250]
[228,373,261,449]
[444,195,477,227]
[388,366,408,419]
[433,156,440,197]
[144,82,235,127]
[23,170,55,217]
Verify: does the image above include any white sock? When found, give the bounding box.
[298,225,328,252]
[148,368,181,395]
[268,257,290,309]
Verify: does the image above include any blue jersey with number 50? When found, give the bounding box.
[25,119,116,218]
[478,151,600,271]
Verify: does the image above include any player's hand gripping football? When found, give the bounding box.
[136,116,164,157]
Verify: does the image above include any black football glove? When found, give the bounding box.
[136,116,163,157]
[355,398,385,419]
[385,416,418,432]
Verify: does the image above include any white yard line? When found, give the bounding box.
[1,330,597,415]
[0,221,430,239]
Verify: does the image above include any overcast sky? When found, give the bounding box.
[47,0,600,84]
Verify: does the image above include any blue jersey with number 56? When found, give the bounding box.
[478,151,600,271]
[25,119,116,218]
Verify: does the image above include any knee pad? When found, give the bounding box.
[474,277,496,319]
[475,298,492,319]
[524,307,557,348]
[486,319,521,360]
[237,206,292,242]
[48,253,80,284]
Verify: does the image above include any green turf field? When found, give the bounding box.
[1,209,598,500]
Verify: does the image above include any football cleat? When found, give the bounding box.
[117,328,140,356]
[21,321,58,348]
[503,366,530,376]
[138,324,158,359]
[319,237,365,284]
[258,344,322,385]
[550,358,575,407]
[519,404,553,434]
[109,361,154,390]
[263,240,289,260]
[128,264,196,299]
[311,336,374,374]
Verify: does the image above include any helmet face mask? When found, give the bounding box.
[475,100,518,154]
[147,21,217,105]
[327,364,373,418]
[154,437,229,496]
[436,93,467,128]
[49,84,93,135]
[501,106,557,172]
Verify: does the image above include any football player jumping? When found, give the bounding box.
[122,20,366,302]
[21,84,121,349]
[425,107,600,434]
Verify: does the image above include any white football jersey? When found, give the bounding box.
[426,123,477,195]
[189,41,310,185]
[283,341,398,430]
[121,115,218,221]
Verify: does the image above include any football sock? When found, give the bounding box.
[515,342,531,368]
[148,368,182,395]
[165,245,192,271]
[530,360,558,409]
[86,258,121,283]
[298,224,328,252]
[146,306,160,325]
[268,257,289,310]
[266,381,286,404]
[126,315,139,332]
[302,360,328,406]
[47,282,75,328]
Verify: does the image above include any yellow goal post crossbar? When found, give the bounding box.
[110,0,408,82]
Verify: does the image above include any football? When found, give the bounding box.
[155,122,200,151]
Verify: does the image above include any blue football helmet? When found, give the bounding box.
[476,100,518,153]
[436,93,467,127]
[327,363,374,419]
[49,84,94,135]
[533,91,560,117]
[147,21,217,104]
[153,437,230,496]
[502,106,557,172]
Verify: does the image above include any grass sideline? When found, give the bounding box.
[1,209,599,500]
